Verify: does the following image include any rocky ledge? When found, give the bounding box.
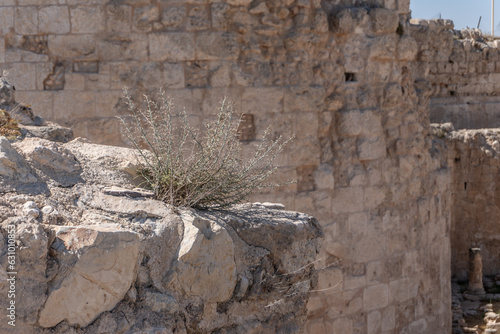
[0,135,323,334]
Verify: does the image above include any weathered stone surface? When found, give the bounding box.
[0,135,322,333]
[71,6,104,34]
[167,212,237,302]
[369,8,399,34]
[149,33,195,61]
[0,137,38,191]
[196,32,239,60]
[0,77,15,105]
[14,138,82,187]
[0,1,467,333]
[38,225,141,327]
[39,6,71,34]
[0,220,48,325]
[225,208,323,273]
[22,123,74,143]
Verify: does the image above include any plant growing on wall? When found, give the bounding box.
[119,89,292,209]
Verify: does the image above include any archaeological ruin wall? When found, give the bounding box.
[0,0,455,333]
[412,18,500,130]
[411,19,500,284]
[443,129,500,280]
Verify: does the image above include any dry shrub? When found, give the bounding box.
[119,89,292,209]
[0,109,21,139]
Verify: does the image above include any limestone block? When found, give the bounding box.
[0,7,14,35]
[351,233,385,262]
[314,9,329,33]
[71,6,104,34]
[63,73,85,91]
[340,35,366,74]
[53,91,95,123]
[196,32,239,60]
[209,61,232,87]
[242,87,283,114]
[384,0,397,10]
[364,186,386,209]
[337,110,363,137]
[363,284,389,310]
[367,310,381,334]
[3,63,36,91]
[383,82,403,107]
[398,0,411,13]
[331,187,364,214]
[98,34,147,61]
[48,35,96,60]
[106,4,132,32]
[382,306,396,331]
[38,225,141,328]
[368,8,399,34]
[163,62,186,88]
[389,277,410,303]
[167,213,237,302]
[187,5,210,31]
[150,32,195,61]
[133,5,159,32]
[370,35,398,60]
[38,6,70,34]
[358,137,386,161]
[284,86,325,112]
[161,5,186,28]
[211,2,231,30]
[314,163,334,190]
[398,36,419,61]
[15,7,38,35]
[305,319,326,334]
[331,317,353,334]
[15,91,53,120]
[408,318,428,334]
[331,8,369,34]
[226,0,253,6]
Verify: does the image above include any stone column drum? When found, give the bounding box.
[467,248,485,295]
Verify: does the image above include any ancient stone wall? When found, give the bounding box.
[411,19,500,129]
[435,127,500,280]
[0,0,453,333]
[412,19,500,283]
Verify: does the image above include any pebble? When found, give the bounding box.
[41,205,53,214]
[23,201,39,218]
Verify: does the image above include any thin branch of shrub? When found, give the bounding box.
[118,88,293,210]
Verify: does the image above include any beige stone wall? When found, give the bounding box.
[0,0,452,333]
[411,19,500,129]
[412,19,500,281]
[440,129,500,280]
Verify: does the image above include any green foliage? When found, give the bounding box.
[119,89,292,210]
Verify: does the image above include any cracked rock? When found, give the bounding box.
[38,225,141,328]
